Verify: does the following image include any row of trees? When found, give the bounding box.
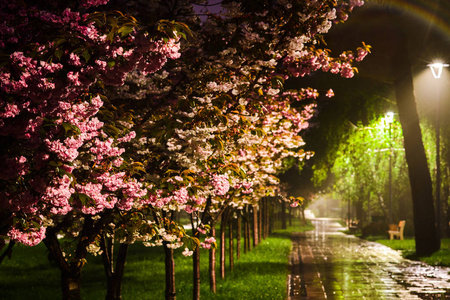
[0,0,368,299]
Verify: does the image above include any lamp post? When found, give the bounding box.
[385,111,394,224]
[428,62,448,239]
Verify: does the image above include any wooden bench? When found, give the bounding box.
[388,220,406,240]
[347,219,359,233]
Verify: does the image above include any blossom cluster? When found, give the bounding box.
[0,0,181,247]
[211,174,230,196]
[200,237,216,250]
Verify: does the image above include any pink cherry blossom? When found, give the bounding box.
[211,174,230,196]
[7,227,46,247]
[182,247,194,256]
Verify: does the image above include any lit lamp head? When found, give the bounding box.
[385,111,394,124]
[428,62,449,79]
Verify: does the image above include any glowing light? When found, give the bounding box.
[385,111,394,123]
[428,62,449,79]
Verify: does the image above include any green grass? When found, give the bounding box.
[376,238,450,267]
[0,219,312,299]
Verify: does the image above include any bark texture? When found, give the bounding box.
[192,246,201,300]
[391,14,439,255]
[163,241,176,300]
[101,236,129,300]
[209,227,216,293]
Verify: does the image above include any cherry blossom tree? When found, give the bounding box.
[0,0,186,298]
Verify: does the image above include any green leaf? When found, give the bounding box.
[78,193,90,206]
[164,169,178,175]
[48,161,63,167]
[54,49,64,60]
[238,167,247,178]
[118,25,134,37]
[132,166,146,174]
[58,167,74,178]
[82,50,91,63]
[271,75,284,88]
[107,31,115,42]
[61,122,81,136]
[54,38,66,47]
[103,124,120,137]
[31,221,41,229]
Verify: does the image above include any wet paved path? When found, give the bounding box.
[288,218,450,299]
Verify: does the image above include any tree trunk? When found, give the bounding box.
[271,201,276,234]
[272,202,277,231]
[355,200,363,227]
[258,203,263,242]
[252,205,259,247]
[260,198,266,239]
[101,236,129,300]
[444,166,450,238]
[44,212,113,300]
[376,194,388,221]
[193,246,201,300]
[391,14,439,255]
[220,212,226,279]
[229,216,234,271]
[0,240,15,265]
[289,205,292,227]
[163,241,176,300]
[44,229,82,300]
[244,209,249,253]
[236,215,241,259]
[209,226,216,293]
[61,269,82,300]
[264,198,270,238]
[110,243,128,300]
[301,206,306,226]
[281,200,287,229]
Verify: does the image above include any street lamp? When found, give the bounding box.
[428,63,449,79]
[385,112,394,224]
[428,62,448,239]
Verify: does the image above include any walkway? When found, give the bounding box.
[288,217,450,299]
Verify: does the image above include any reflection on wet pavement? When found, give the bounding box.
[288,218,450,299]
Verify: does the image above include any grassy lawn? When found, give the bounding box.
[1,219,313,299]
[375,238,450,267]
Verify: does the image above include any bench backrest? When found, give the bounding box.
[398,220,406,233]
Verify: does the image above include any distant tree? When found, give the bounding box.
[331,116,409,226]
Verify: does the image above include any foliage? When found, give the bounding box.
[330,114,410,222]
